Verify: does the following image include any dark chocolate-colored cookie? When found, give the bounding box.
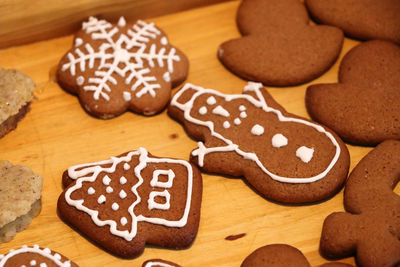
[169,82,350,204]
[320,140,400,267]
[305,0,400,44]
[57,16,189,119]
[58,148,202,258]
[306,40,400,146]
[218,0,343,86]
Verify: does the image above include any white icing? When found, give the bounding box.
[251,124,264,136]
[206,96,216,105]
[120,217,128,226]
[271,133,288,148]
[239,105,246,111]
[112,203,119,211]
[61,17,180,101]
[88,187,95,195]
[199,106,207,115]
[144,261,175,267]
[76,76,85,86]
[160,37,168,45]
[296,146,314,163]
[103,175,111,185]
[240,111,247,118]
[120,176,127,184]
[74,38,83,47]
[223,121,230,129]
[0,245,72,267]
[40,263,47,267]
[148,190,170,210]
[212,105,230,117]
[170,82,341,184]
[97,195,106,204]
[119,189,127,199]
[106,186,113,193]
[123,91,131,101]
[150,169,175,188]
[65,148,193,241]
[163,72,171,82]
[54,254,61,260]
[123,163,130,170]
[234,118,241,125]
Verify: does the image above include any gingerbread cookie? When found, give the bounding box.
[0,67,35,138]
[320,140,400,267]
[0,244,78,267]
[218,0,343,86]
[57,16,189,119]
[142,259,180,267]
[241,244,353,267]
[306,40,400,146]
[58,148,202,258]
[169,82,349,204]
[305,0,400,44]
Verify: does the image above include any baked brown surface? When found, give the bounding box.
[58,148,202,258]
[320,140,400,267]
[306,40,400,146]
[218,0,343,86]
[57,17,189,119]
[305,0,400,44]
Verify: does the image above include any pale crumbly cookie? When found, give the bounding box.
[58,147,202,258]
[306,40,400,146]
[57,16,189,119]
[169,82,350,204]
[305,0,400,44]
[218,0,343,86]
[0,160,42,243]
[0,67,35,138]
[320,140,400,267]
[0,244,79,267]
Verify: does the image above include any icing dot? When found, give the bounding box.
[123,91,131,101]
[103,175,111,185]
[234,118,241,125]
[54,254,61,260]
[21,265,26,267]
[212,105,230,117]
[223,121,230,129]
[206,96,216,105]
[33,245,39,249]
[76,76,84,86]
[272,133,288,148]
[240,111,247,118]
[251,124,264,136]
[43,248,51,254]
[74,38,83,47]
[40,263,48,267]
[163,72,170,82]
[120,176,127,184]
[112,203,119,211]
[88,187,95,195]
[160,37,168,45]
[123,163,130,170]
[296,146,314,163]
[97,195,106,204]
[30,260,36,266]
[118,16,126,27]
[199,106,207,115]
[106,186,113,193]
[239,105,246,111]
[119,189,127,199]
[121,217,128,226]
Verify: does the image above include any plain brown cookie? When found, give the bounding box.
[305,0,400,44]
[218,0,343,86]
[142,259,181,267]
[58,147,202,258]
[0,244,78,267]
[169,82,349,204]
[241,244,353,267]
[57,16,189,119]
[306,40,400,146]
[320,140,400,267]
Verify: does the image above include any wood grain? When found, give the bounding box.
[0,0,232,49]
[0,1,393,266]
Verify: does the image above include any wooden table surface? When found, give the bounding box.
[0,1,388,266]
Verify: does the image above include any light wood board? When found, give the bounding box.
[0,1,392,266]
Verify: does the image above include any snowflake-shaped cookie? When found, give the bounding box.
[57,17,189,119]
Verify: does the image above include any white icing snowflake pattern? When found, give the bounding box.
[61,16,181,102]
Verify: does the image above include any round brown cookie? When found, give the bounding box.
[320,140,400,267]
[0,244,78,267]
[0,67,35,138]
[169,82,349,204]
[57,16,189,119]
[58,147,202,258]
[142,259,181,267]
[305,0,400,44]
[241,244,353,267]
[306,40,400,146]
[218,0,343,86]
